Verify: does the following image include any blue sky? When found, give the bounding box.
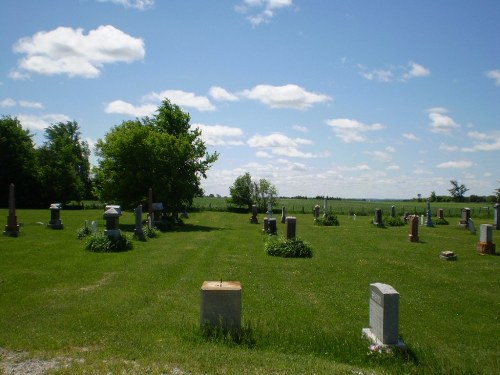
[1,0,499,199]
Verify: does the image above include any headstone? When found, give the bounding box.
[268,218,277,235]
[103,205,122,239]
[250,204,258,224]
[4,183,20,236]
[494,203,500,230]
[91,220,97,234]
[425,202,433,227]
[420,215,424,226]
[362,283,405,347]
[147,214,153,230]
[313,205,320,219]
[47,203,63,229]
[468,218,476,234]
[267,195,273,218]
[391,205,396,218]
[459,208,471,229]
[200,281,241,332]
[148,187,153,218]
[263,217,269,233]
[409,215,419,242]
[152,202,163,223]
[374,209,383,227]
[353,213,356,221]
[134,205,144,239]
[281,206,286,224]
[286,216,296,239]
[476,224,496,254]
[437,208,444,220]
[323,198,328,216]
[439,250,457,261]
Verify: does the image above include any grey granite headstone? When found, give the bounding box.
[494,203,500,230]
[468,218,476,234]
[134,205,144,239]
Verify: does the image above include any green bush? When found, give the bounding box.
[85,232,133,252]
[435,217,449,225]
[76,225,91,239]
[384,215,406,227]
[314,213,340,226]
[143,225,159,238]
[265,236,313,258]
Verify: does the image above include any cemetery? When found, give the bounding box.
[0,202,498,374]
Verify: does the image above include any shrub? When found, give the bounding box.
[314,213,340,226]
[143,225,160,238]
[76,225,91,239]
[265,236,313,258]
[435,217,449,225]
[85,232,133,252]
[384,216,406,227]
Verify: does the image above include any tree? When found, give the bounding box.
[37,121,91,205]
[448,180,469,202]
[0,116,40,207]
[229,172,253,210]
[495,183,500,201]
[429,191,437,202]
[94,99,218,215]
[252,178,278,213]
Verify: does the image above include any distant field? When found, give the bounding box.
[0,209,498,374]
[192,197,496,218]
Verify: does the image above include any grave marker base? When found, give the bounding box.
[476,242,496,255]
[362,328,407,350]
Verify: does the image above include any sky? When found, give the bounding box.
[1,0,499,199]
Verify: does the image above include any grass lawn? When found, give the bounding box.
[0,209,499,374]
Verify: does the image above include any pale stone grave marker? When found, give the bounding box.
[200,281,241,332]
[476,224,496,254]
[103,205,122,239]
[468,218,476,234]
[494,203,500,230]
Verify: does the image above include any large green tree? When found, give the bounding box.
[0,116,40,207]
[229,172,253,210]
[94,99,218,215]
[448,180,469,202]
[253,178,278,213]
[37,121,91,205]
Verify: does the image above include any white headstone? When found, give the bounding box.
[91,220,97,234]
[468,218,476,234]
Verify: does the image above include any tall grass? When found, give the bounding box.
[0,209,498,374]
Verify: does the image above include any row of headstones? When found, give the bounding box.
[201,281,405,349]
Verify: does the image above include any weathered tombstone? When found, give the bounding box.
[459,208,471,229]
[476,224,496,254]
[267,196,273,218]
[362,283,405,347]
[468,218,476,234]
[91,220,97,234]
[313,205,320,219]
[409,215,419,242]
[200,281,241,332]
[281,206,286,224]
[134,205,144,240]
[147,214,153,230]
[268,218,277,235]
[4,183,20,237]
[353,213,356,221]
[374,209,383,227]
[250,204,258,224]
[47,203,63,229]
[148,187,153,219]
[323,198,328,217]
[263,217,269,233]
[152,202,163,224]
[425,202,433,227]
[103,205,122,239]
[440,250,457,261]
[437,208,444,220]
[420,215,424,226]
[286,216,296,239]
[494,203,500,230]
[391,205,396,218]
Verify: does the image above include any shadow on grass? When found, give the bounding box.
[170,224,226,233]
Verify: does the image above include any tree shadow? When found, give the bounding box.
[171,224,225,233]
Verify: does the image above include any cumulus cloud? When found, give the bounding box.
[326,118,385,143]
[486,69,500,86]
[292,125,309,133]
[365,146,395,163]
[143,90,216,111]
[403,61,431,80]
[439,143,459,152]
[97,0,154,10]
[236,0,294,26]
[12,25,145,78]
[17,113,72,131]
[461,130,500,152]
[104,100,157,117]
[359,61,430,82]
[0,98,16,107]
[402,132,419,141]
[193,124,244,146]
[360,69,393,82]
[247,133,316,158]
[209,86,238,102]
[427,108,459,134]
[436,160,474,169]
[241,84,331,110]
[1,98,43,108]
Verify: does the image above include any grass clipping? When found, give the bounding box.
[265,236,313,258]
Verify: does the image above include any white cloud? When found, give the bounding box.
[193,124,244,146]
[247,133,316,158]
[326,118,385,143]
[292,125,309,133]
[386,165,400,171]
[414,168,433,175]
[17,113,71,131]
[0,98,16,107]
[209,86,238,102]
[427,108,459,134]
[436,160,474,169]
[467,130,489,141]
[104,100,157,117]
[12,25,145,78]
[439,143,459,152]
[402,132,419,141]
[241,84,331,110]
[461,130,500,152]
[97,0,154,10]
[237,0,294,26]
[337,164,371,172]
[365,148,394,163]
[486,69,500,86]
[403,61,431,80]
[361,69,393,82]
[256,151,272,158]
[143,90,216,111]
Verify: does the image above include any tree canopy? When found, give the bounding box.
[229,172,278,212]
[448,180,469,202]
[94,99,218,214]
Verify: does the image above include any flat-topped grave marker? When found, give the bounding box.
[459,208,471,229]
[374,209,383,227]
[4,183,19,237]
[362,283,405,348]
[476,224,496,254]
[48,203,63,229]
[409,215,419,242]
[286,216,296,239]
[200,281,241,332]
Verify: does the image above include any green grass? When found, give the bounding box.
[0,209,499,374]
